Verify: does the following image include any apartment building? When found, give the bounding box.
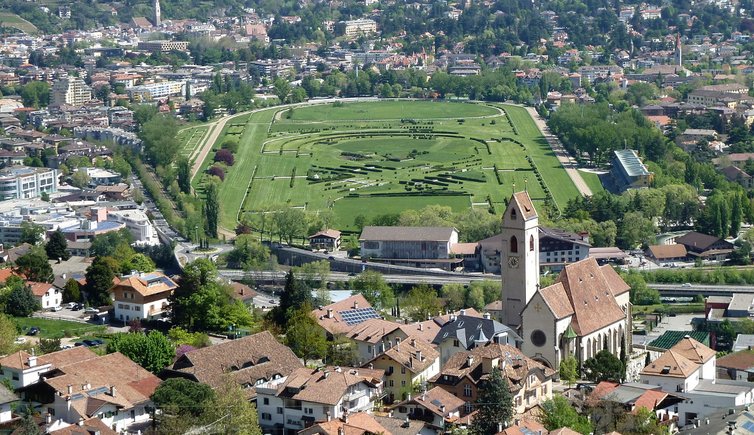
[0,166,58,200]
[51,77,92,107]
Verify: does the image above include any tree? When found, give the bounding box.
[272,207,308,244]
[45,229,70,262]
[0,315,15,355]
[6,284,40,317]
[20,81,50,108]
[70,170,91,188]
[152,378,215,418]
[559,356,578,386]
[470,368,513,435]
[618,406,666,434]
[38,338,61,354]
[16,413,42,435]
[622,270,660,305]
[122,253,156,274]
[214,149,235,166]
[15,246,53,283]
[106,331,175,373]
[19,221,44,245]
[441,283,466,311]
[221,138,239,153]
[539,396,593,434]
[85,256,117,306]
[176,157,191,194]
[269,270,312,327]
[403,284,442,322]
[583,350,625,382]
[285,305,328,365]
[226,235,270,270]
[326,336,359,367]
[90,228,134,258]
[349,270,395,309]
[293,260,330,290]
[203,377,263,435]
[204,179,220,238]
[273,77,291,103]
[140,114,180,167]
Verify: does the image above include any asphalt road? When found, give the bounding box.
[218,269,495,286]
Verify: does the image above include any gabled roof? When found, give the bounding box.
[392,386,465,418]
[346,318,407,344]
[648,331,710,350]
[676,231,730,252]
[646,244,687,260]
[359,226,457,242]
[28,281,55,297]
[537,283,575,319]
[47,418,118,435]
[509,191,538,220]
[312,294,376,335]
[548,257,628,335]
[309,229,341,239]
[166,331,303,399]
[110,272,178,298]
[717,350,754,371]
[721,165,752,181]
[641,349,698,378]
[539,227,591,247]
[300,413,391,435]
[267,366,384,406]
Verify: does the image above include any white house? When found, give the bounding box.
[29,282,61,310]
[256,366,384,433]
[0,347,96,389]
[109,272,178,322]
[640,336,754,426]
[390,387,465,431]
[0,384,18,423]
[107,209,160,246]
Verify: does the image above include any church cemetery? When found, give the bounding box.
[198,100,580,231]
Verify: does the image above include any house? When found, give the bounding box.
[389,387,464,431]
[717,350,754,381]
[256,366,384,433]
[645,244,688,264]
[33,352,161,433]
[28,282,61,310]
[47,417,118,435]
[109,271,178,322]
[720,166,754,189]
[365,336,440,403]
[372,415,428,435]
[312,294,381,336]
[298,413,391,435]
[639,336,754,426]
[675,231,734,261]
[589,381,683,421]
[309,229,341,252]
[0,383,17,423]
[430,343,556,416]
[484,301,504,324]
[0,346,96,389]
[163,331,303,401]
[359,226,462,270]
[432,312,521,366]
[345,318,411,364]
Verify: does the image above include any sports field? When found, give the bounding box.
[201,100,580,232]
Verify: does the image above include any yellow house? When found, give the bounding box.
[365,336,440,404]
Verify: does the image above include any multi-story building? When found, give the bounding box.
[107,209,160,246]
[389,387,465,431]
[29,282,61,310]
[430,343,556,415]
[0,384,16,424]
[127,81,186,102]
[51,77,92,107]
[359,226,460,268]
[0,346,96,389]
[257,366,384,433]
[0,166,58,200]
[109,271,178,322]
[340,19,378,37]
[365,336,440,403]
[249,60,294,78]
[432,312,521,366]
[136,40,189,53]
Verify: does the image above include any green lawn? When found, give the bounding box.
[198,100,581,232]
[287,100,499,121]
[579,170,605,194]
[0,12,38,33]
[14,317,106,339]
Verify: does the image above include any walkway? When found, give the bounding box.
[525,107,593,197]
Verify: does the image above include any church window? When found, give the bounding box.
[511,208,517,220]
[510,236,518,253]
[529,235,535,251]
[530,330,546,347]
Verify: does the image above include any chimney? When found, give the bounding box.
[338,426,345,435]
[78,418,85,426]
[353,301,359,309]
[327,308,334,319]
[419,323,423,331]
[483,312,491,320]
[28,354,37,368]
[335,366,342,372]
[417,350,423,361]
[67,384,73,395]
[467,355,474,367]
[324,370,330,378]
[460,309,466,316]
[368,363,374,369]
[62,273,67,280]
[326,411,331,422]
[45,413,52,424]
[440,404,446,414]
[450,314,457,322]
[395,337,401,346]
[498,422,503,433]
[410,338,416,347]
[110,385,116,397]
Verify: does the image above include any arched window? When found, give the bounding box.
[510,235,518,253]
[511,208,517,220]
[529,235,535,251]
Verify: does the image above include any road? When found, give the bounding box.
[648,282,754,296]
[218,269,495,286]
[525,107,593,197]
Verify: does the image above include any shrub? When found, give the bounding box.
[221,139,239,153]
[214,149,234,166]
[208,165,225,181]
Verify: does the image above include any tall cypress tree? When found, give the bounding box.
[204,181,220,238]
[471,368,513,435]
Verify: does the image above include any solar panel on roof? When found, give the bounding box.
[742,421,754,432]
[339,307,380,325]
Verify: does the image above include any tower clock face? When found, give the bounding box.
[508,256,519,268]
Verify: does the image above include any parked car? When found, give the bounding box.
[14,337,26,344]
[67,302,78,309]
[27,327,40,336]
[71,303,82,311]
[82,339,104,347]
[83,307,99,315]
[50,306,63,312]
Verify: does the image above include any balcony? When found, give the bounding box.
[345,388,368,401]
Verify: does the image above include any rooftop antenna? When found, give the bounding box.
[512,182,515,195]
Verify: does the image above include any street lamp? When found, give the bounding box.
[194,225,199,250]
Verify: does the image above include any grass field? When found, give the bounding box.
[0,12,38,33]
[176,126,210,163]
[200,100,581,232]
[579,170,605,194]
[14,317,106,339]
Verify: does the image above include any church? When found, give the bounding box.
[500,191,631,369]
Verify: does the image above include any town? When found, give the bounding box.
[3,0,754,433]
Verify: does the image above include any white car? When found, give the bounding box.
[14,337,26,344]
[50,306,63,312]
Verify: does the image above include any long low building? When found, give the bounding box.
[359,226,461,270]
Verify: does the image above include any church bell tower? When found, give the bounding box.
[154,0,161,27]
[500,191,540,330]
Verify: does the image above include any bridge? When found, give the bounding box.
[648,283,754,297]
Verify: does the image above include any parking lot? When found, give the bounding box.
[35,305,105,324]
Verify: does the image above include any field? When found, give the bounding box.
[14,317,106,339]
[0,12,38,33]
[579,170,605,194]
[201,100,581,232]
[176,126,210,163]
